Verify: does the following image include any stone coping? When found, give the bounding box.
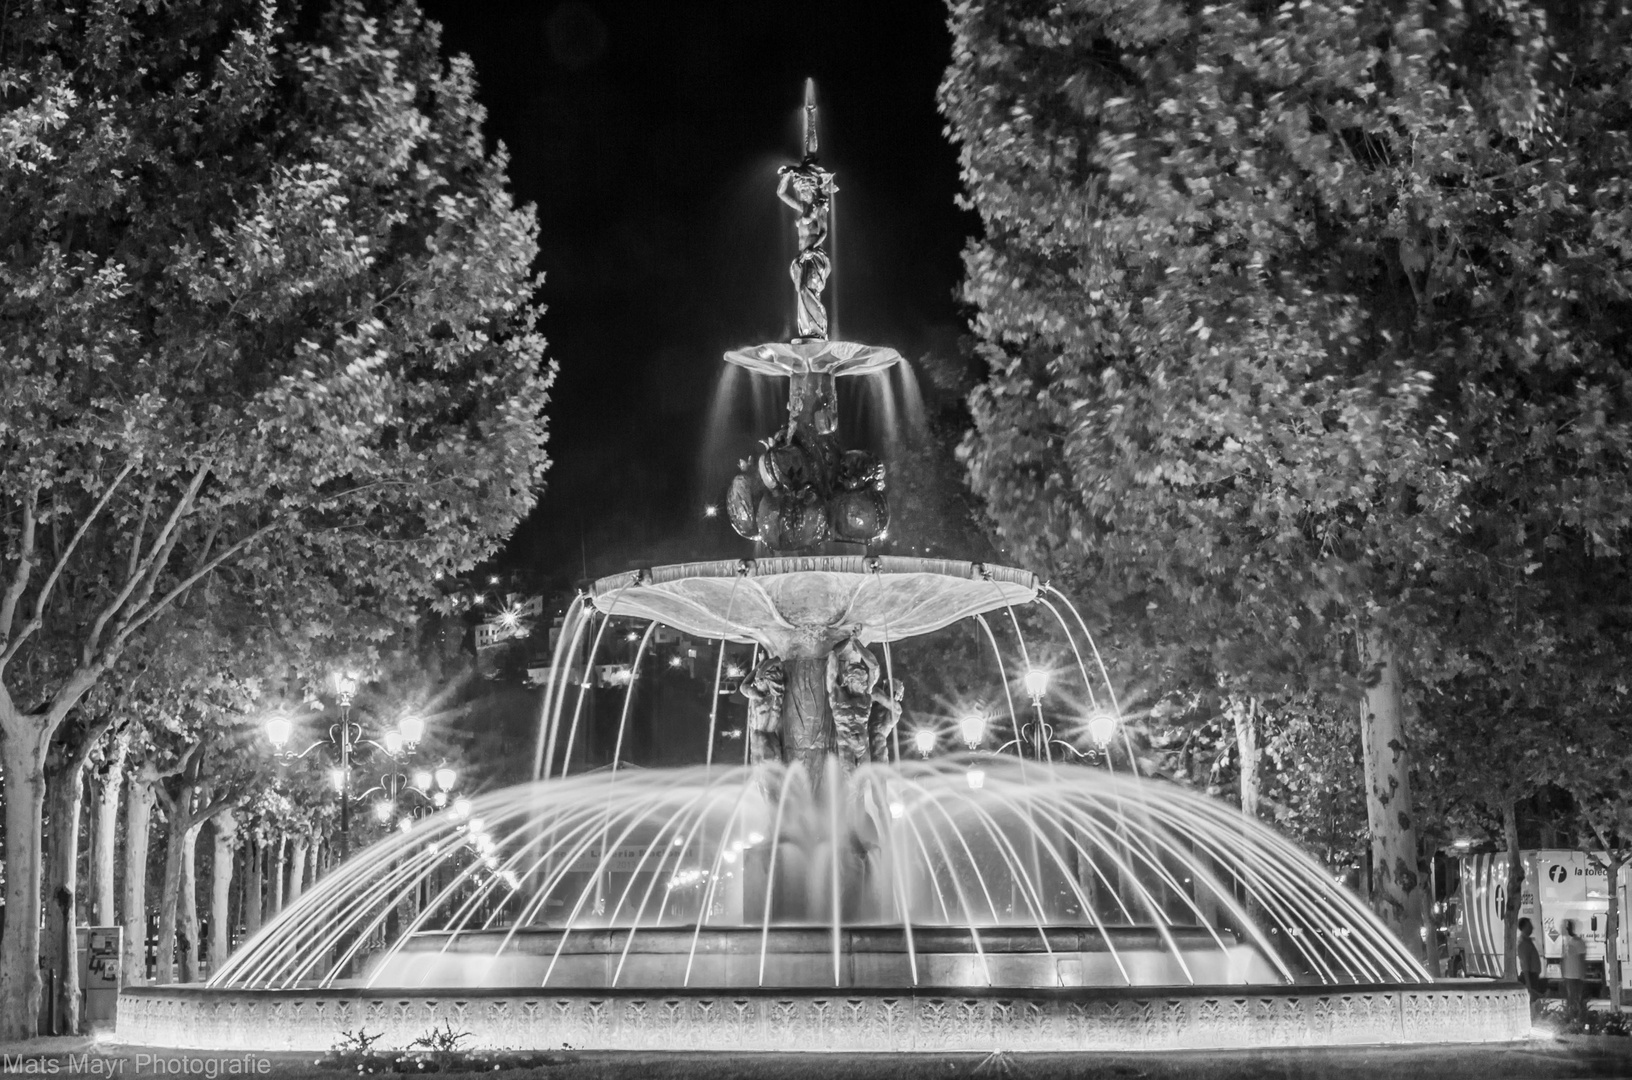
[119,981,1530,1053]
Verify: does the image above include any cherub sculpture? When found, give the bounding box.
[827,635,903,771]
[738,656,786,765]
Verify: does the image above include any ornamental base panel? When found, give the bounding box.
[117,982,1530,1052]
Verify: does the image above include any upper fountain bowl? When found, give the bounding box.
[724,339,903,378]
[590,556,1038,656]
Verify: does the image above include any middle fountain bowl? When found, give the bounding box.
[585,556,1039,655]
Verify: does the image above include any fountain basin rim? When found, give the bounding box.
[116,981,1531,1052]
[126,979,1505,1003]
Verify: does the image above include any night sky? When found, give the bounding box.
[419,0,974,590]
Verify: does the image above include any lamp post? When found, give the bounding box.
[333,673,358,858]
[263,676,434,862]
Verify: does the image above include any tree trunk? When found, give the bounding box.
[1423,846,1442,978]
[41,750,86,1034]
[268,834,286,918]
[244,838,263,937]
[153,810,190,985]
[1605,854,1625,1009]
[120,780,155,986]
[89,758,123,926]
[1501,800,1523,980]
[1232,697,1259,818]
[1357,628,1425,954]
[179,825,202,982]
[210,812,237,973]
[0,714,51,1040]
[288,835,309,903]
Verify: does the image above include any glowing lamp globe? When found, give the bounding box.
[334,672,358,698]
[399,715,426,749]
[383,730,404,756]
[434,766,457,791]
[329,767,347,793]
[1022,669,1049,702]
[1086,709,1119,747]
[413,770,434,792]
[265,715,293,752]
[958,713,986,750]
[913,728,937,758]
[372,801,392,824]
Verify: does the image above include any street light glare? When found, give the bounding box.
[329,767,347,793]
[1023,669,1049,702]
[913,728,937,757]
[383,729,404,756]
[434,766,457,791]
[1085,709,1119,747]
[372,801,392,823]
[398,714,426,748]
[265,714,293,751]
[413,769,434,792]
[958,713,986,749]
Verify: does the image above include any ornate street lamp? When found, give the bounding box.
[1022,669,1049,704]
[264,674,442,860]
[958,713,987,751]
[1085,709,1119,749]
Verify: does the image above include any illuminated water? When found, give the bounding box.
[210,756,1424,991]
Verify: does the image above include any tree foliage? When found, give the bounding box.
[942,0,1632,941]
[0,0,552,1035]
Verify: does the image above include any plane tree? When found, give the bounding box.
[0,0,553,1036]
[942,0,1632,950]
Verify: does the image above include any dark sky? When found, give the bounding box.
[419,0,975,589]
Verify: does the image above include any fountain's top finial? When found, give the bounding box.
[803,78,819,161]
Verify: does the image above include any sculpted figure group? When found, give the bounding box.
[738,634,903,774]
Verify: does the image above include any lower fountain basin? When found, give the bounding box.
[590,556,1039,654]
[117,980,1531,1052]
[363,925,1281,990]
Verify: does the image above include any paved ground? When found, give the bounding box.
[2,1038,1632,1080]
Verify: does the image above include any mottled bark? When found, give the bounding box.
[288,835,309,904]
[153,811,190,985]
[0,712,51,1039]
[209,812,237,973]
[40,757,83,1033]
[179,830,202,982]
[267,834,286,918]
[244,838,263,936]
[120,779,156,987]
[88,752,124,925]
[1358,628,1424,953]
[1605,857,1626,1009]
[1231,698,1259,819]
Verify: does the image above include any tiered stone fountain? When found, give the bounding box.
[117,83,1528,1054]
